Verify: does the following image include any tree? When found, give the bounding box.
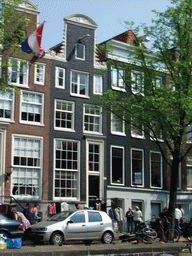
[0,0,32,92]
[96,0,192,229]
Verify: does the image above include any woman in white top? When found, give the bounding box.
[133,206,143,233]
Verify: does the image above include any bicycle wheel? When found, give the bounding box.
[142,228,158,239]
[164,229,180,242]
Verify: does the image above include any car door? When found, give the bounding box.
[86,211,104,239]
[65,211,87,240]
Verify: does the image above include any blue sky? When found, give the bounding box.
[31,0,173,50]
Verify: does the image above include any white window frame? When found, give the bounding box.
[187,157,192,190]
[83,104,102,134]
[110,145,124,185]
[34,63,45,85]
[111,112,125,136]
[150,151,163,189]
[131,70,144,94]
[0,56,2,78]
[131,148,144,187]
[0,89,14,122]
[111,66,125,91]
[11,134,43,200]
[8,58,29,87]
[54,138,80,200]
[131,117,145,139]
[75,43,85,60]
[20,90,44,126]
[54,99,75,132]
[70,70,89,98]
[55,67,65,89]
[152,76,162,89]
[93,74,103,95]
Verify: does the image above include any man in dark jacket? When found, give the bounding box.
[23,203,30,221]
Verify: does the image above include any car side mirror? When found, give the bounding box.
[67,220,73,225]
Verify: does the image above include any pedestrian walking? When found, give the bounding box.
[133,206,143,233]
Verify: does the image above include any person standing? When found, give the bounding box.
[178,205,184,228]
[29,204,41,225]
[125,207,134,234]
[175,205,182,229]
[133,206,143,233]
[23,203,30,221]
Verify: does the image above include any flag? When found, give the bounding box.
[21,20,46,58]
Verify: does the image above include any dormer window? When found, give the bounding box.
[75,43,85,60]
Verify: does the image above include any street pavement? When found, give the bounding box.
[0,232,190,256]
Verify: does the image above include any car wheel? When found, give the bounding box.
[50,232,63,246]
[101,231,113,244]
[0,232,9,241]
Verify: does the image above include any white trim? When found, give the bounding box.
[11,134,43,200]
[75,43,85,61]
[53,138,80,201]
[70,70,89,98]
[0,89,15,122]
[110,145,125,186]
[55,67,65,89]
[54,99,75,132]
[150,151,163,189]
[83,104,102,135]
[93,74,103,95]
[20,90,44,126]
[111,112,125,136]
[131,70,144,95]
[34,63,46,85]
[131,148,144,187]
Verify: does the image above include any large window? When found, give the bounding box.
[93,75,102,95]
[111,112,125,135]
[131,149,144,186]
[34,63,45,85]
[83,104,102,134]
[55,100,74,131]
[9,58,29,87]
[71,70,89,97]
[55,67,65,89]
[131,71,144,94]
[111,146,124,185]
[0,89,14,121]
[150,152,162,188]
[75,43,85,60]
[54,139,79,199]
[111,67,125,90]
[21,91,44,125]
[12,135,42,198]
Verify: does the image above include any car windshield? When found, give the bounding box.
[48,211,74,221]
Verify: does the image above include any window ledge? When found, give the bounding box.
[20,121,44,127]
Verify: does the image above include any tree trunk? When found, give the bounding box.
[168,154,180,229]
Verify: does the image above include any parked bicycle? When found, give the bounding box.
[119,221,157,244]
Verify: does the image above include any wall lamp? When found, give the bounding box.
[79,34,90,43]
[5,166,13,183]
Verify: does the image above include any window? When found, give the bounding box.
[131,116,144,138]
[54,139,79,199]
[150,121,163,141]
[187,126,192,143]
[70,212,85,223]
[55,100,74,131]
[9,58,29,87]
[131,71,144,94]
[55,67,65,89]
[71,70,89,97]
[34,63,45,85]
[187,157,192,189]
[88,211,102,222]
[150,152,162,188]
[83,104,102,134]
[75,43,85,60]
[111,146,124,185]
[88,144,100,172]
[0,89,14,121]
[12,135,42,198]
[111,66,125,90]
[153,77,162,88]
[21,91,44,125]
[111,112,125,135]
[0,56,2,78]
[93,75,102,95]
[131,149,144,186]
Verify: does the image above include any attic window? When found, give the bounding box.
[75,43,85,60]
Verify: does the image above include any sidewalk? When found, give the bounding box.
[0,233,189,256]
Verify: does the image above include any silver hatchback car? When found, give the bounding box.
[29,210,114,246]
